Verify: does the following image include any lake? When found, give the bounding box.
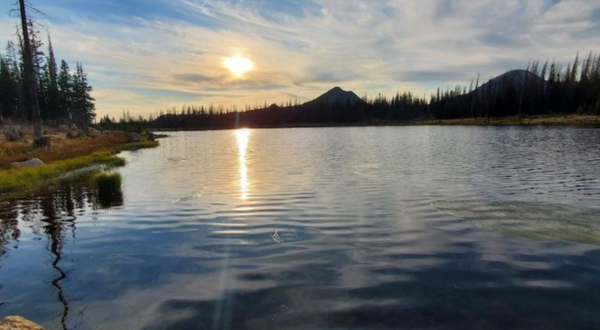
[1,126,600,330]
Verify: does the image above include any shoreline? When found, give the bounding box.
[0,132,159,200]
[413,114,600,127]
[149,114,600,132]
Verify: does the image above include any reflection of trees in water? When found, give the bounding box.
[40,185,81,330]
[0,204,20,293]
[0,205,20,246]
[0,182,123,330]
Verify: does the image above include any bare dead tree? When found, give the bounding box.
[17,0,43,142]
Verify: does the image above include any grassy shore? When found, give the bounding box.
[0,130,158,200]
[414,113,600,127]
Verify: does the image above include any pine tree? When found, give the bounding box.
[0,57,19,121]
[71,62,95,127]
[45,36,60,119]
[57,59,72,119]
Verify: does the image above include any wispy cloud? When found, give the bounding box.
[1,0,599,118]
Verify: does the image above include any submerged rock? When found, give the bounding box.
[146,132,169,140]
[11,158,45,168]
[0,316,47,330]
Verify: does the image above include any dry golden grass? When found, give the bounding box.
[0,119,160,199]
[0,132,128,167]
[0,137,158,199]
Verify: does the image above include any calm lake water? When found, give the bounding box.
[1,126,600,330]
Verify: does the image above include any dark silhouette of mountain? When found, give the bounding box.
[474,70,545,95]
[149,86,370,129]
[309,86,363,105]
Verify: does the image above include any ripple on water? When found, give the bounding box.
[433,200,600,246]
[2,127,600,330]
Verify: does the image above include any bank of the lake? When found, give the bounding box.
[0,131,158,200]
[148,113,600,132]
[414,113,600,127]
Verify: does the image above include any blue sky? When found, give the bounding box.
[1,0,599,118]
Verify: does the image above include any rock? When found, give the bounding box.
[3,126,22,142]
[66,130,80,139]
[57,124,71,133]
[12,158,45,168]
[88,127,100,137]
[0,316,47,330]
[146,132,169,140]
[128,133,141,142]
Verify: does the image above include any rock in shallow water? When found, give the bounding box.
[0,316,47,330]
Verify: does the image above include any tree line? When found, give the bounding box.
[99,52,600,131]
[0,22,95,127]
[95,51,600,132]
[430,53,600,120]
[98,91,430,131]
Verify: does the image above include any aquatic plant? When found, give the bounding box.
[92,172,124,208]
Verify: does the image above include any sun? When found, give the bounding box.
[224,57,254,77]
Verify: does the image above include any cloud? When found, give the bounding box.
[1,0,599,118]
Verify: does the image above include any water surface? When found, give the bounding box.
[1,126,600,330]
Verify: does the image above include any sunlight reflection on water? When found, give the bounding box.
[236,129,251,201]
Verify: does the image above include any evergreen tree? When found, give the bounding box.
[45,36,60,119]
[0,57,19,121]
[71,62,95,126]
[57,59,72,119]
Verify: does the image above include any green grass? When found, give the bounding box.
[0,140,158,199]
[91,172,124,208]
[92,172,122,191]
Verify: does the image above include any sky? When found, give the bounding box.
[1,0,599,119]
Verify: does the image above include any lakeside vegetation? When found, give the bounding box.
[0,135,157,200]
[415,113,600,127]
[0,137,156,198]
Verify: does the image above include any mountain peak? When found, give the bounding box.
[315,86,362,105]
[474,70,545,95]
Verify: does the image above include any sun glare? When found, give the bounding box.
[225,57,254,77]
